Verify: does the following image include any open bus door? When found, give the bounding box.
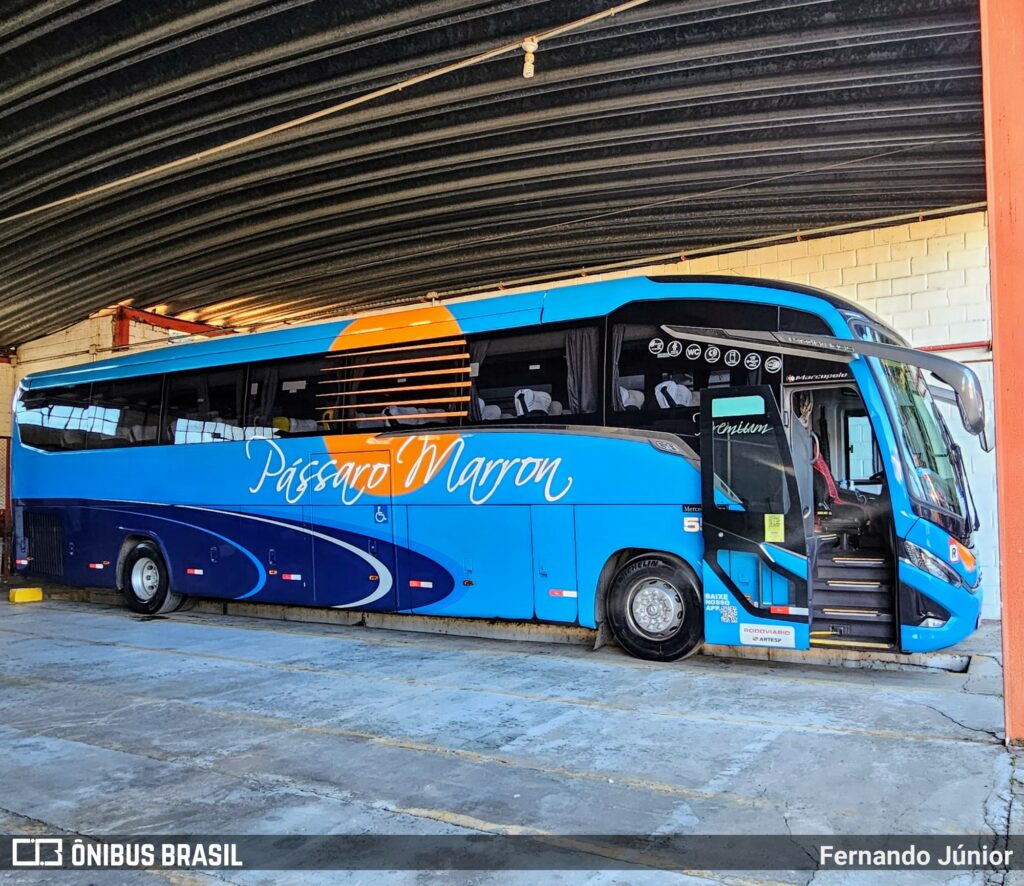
[699,386,813,651]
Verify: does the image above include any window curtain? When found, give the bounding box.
[468,340,490,421]
[341,355,371,412]
[565,327,599,414]
[257,366,279,425]
[610,323,626,411]
[233,372,245,423]
[196,375,211,419]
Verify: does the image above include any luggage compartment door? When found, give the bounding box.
[532,505,578,623]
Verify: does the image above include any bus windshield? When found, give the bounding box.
[876,359,965,519]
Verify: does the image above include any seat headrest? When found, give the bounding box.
[548,400,564,416]
[482,404,501,420]
[618,387,645,411]
[655,379,695,409]
[384,405,424,425]
[514,389,552,416]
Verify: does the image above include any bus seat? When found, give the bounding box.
[514,389,552,416]
[385,405,425,426]
[655,380,696,409]
[61,430,86,447]
[618,387,645,411]
[271,416,318,433]
[482,404,501,420]
[549,400,564,416]
[129,425,158,443]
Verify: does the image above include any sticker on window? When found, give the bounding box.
[282,380,307,393]
[764,513,785,543]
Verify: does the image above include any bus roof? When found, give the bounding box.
[21,275,888,389]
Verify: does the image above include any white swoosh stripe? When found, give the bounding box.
[180,505,394,608]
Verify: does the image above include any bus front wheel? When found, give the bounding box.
[121,541,182,615]
[606,555,702,662]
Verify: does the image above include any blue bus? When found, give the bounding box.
[11,276,990,661]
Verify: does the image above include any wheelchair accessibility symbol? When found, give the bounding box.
[374,506,389,524]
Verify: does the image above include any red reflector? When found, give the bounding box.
[282,573,302,581]
[186,568,204,576]
[368,574,379,581]
[770,605,789,614]
[549,589,578,598]
[15,559,29,566]
[409,579,433,588]
[88,563,104,570]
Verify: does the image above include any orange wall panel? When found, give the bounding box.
[981,0,1024,743]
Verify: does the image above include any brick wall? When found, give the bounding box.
[658,211,991,348]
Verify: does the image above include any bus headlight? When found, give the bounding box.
[900,540,964,589]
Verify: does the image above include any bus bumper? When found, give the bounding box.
[898,561,982,653]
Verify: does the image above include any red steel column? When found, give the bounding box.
[980,0,1024,744]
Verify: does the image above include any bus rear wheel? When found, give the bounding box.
[121,541,182,615]
[606,555,702,662]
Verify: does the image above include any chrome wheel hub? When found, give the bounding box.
[627,578,684,639]
[131,557,161,602]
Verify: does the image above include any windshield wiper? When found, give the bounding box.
[949,440,980,536]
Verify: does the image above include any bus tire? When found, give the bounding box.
[606,555,702,661]
[121,541,182,615]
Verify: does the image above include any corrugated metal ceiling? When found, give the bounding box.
[0,0,985,345]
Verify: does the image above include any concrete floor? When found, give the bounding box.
[0,598,1016,885]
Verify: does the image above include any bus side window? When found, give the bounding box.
[15,384,93,451]
[247,358,325,438]
[470,325,600,423]
[87,377,163,448]
[165,368,246,444]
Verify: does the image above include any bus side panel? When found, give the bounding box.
[574,504,703,630]
[404,505,533,619]
[702,567,810,650]
[94,501,314,604]
[531,505,578,623]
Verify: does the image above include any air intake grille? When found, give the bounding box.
[25,510,64,578]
